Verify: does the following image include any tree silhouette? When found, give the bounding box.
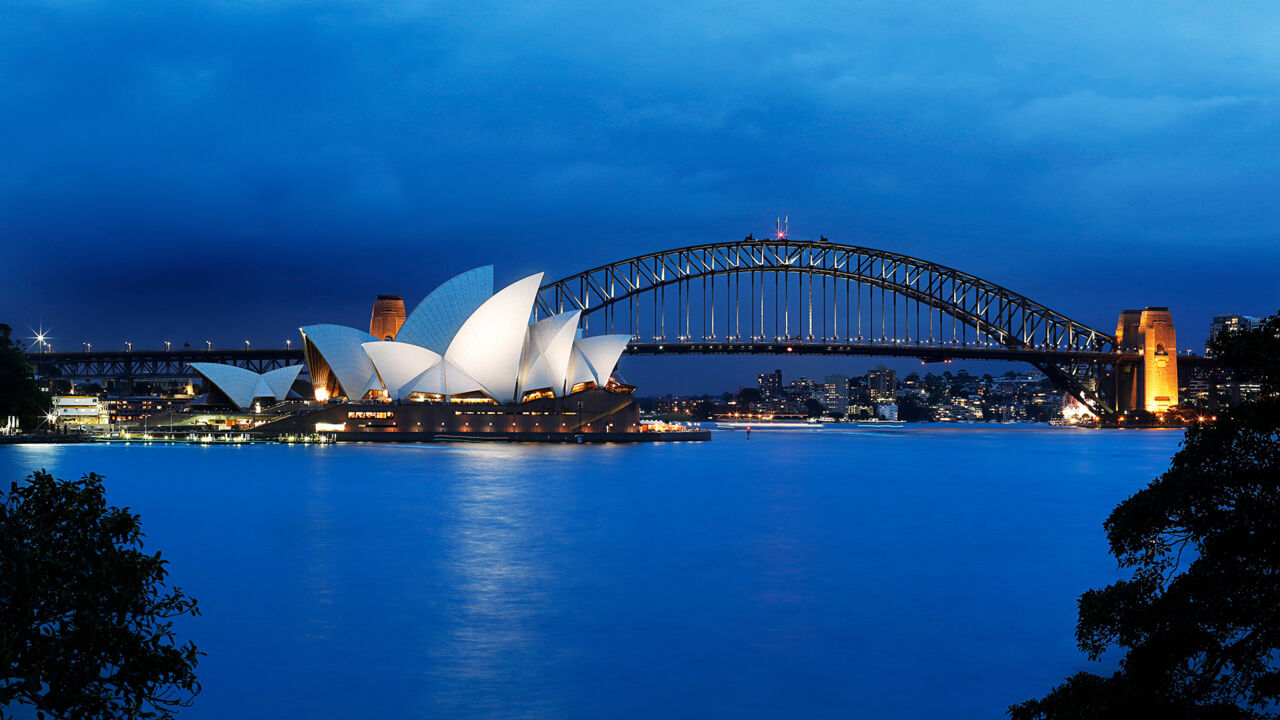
[1011,312,1280,719]
[1,470,201,719]
[0,324,49,429]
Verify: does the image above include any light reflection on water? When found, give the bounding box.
[0,428,1183,719]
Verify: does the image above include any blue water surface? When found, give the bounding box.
[1,427,1182,719]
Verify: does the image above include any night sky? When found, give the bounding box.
[3,1,1277,393]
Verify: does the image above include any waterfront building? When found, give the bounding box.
[297,267,631,406]
[175,265,672,442]
[51,395,109,426]
[876,403,899,421]
[189,363,306,411]
[108,396,189,423]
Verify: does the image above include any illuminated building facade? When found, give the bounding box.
[178,266,702,441]
[51,396,109,426]
[299,267,631,406]
[369,295,406,341]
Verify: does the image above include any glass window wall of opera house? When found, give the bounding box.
[188,266,696,441]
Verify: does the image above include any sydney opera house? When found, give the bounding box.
[190,266,686,441]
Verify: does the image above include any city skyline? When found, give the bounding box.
[2,1,1278,376]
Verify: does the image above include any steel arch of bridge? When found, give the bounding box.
[536,238,1119,416]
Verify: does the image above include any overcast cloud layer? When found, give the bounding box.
[2,1,1277,391]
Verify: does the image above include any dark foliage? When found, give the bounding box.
[0,325,49,428]
[1,470,200,719]
[1011,312,1280,719]
[1208,310,1280,396]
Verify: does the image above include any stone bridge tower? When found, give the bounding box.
[1114,307,1178,414]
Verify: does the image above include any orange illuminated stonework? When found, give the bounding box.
[1114,306,1178,414]
[1139,307,1177,413]
[369,295,406,341]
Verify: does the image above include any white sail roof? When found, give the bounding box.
[395,266,494,354]
[407,357,486,397]
[190,362,304,410]
[260,364,305,400]
[445,273,544,403]
[299,324,380,400]
[361,341,442,400]
[564,335,631,393]
[518,310,581,398]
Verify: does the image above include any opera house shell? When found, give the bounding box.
[299,266,631,406]
[189,363,305,411]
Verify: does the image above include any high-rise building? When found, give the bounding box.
[758,369,782,399]
[867,366,896,403]
[369,295,407,341]
[1206,314,1261,355]
[788,377,816,396]
[817,374,850,414]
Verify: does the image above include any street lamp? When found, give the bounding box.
[205,340,212,351]
[125,341,132,352]
[83,342,91,352]
[164,341,172,351]
[244,340,250,350]
[285,339,292,350]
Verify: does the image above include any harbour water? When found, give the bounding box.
[1,427,1183,719]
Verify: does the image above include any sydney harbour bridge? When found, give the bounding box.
[26,236,1185,420]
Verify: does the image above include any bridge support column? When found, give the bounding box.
[1115,307,1178,415]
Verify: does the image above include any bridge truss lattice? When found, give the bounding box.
[536,238,1119,417]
